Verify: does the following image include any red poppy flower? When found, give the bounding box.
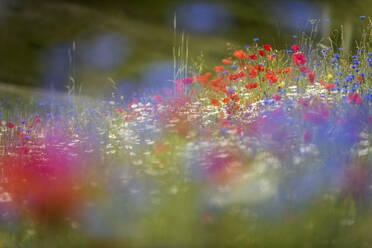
[325,83,335,90]
[164,89,172,95]
[215,65,225,73]
[308,72,315,83]
[347,93,363,105]
[196,72,212,84]
[266,73,278,83]
[182,77,194,84]
[229,74,239,81]
[264,44,273,50]
[259,50,265,56]
[300,66,311,73]
[245,82,259,89]
[303,108,329,124]
[249,68,258,78]
[117,107,125,114]
[292,53,306,66]
[249,54,258,60]
[233,50,247,59]
[211,98,219,106]
[231,94,240,102]
[35,117,42,123]
[153,95,163,103]
[358,75,363,83]
[7,122,14,129]
[292,44,301,52]
[255,64,265,72]
[222,57,232,64]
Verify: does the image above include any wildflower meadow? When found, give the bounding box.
[1,16,372,248]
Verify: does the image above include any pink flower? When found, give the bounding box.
[273,93,281,101]
[153,95,163,103]
[182,77,194,84]
[368,116,372,125]
[347,93,363,105]
[303,130,312,143]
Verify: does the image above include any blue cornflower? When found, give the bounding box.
[338,48,344,51]
[330,58,338,63]
[253,38,259,42]
[287,50,293,53]
[360,16,366,19]
[293,35,298,39]
[321,49,327,56]
[245,45,250,49]
[231,65,238,69]
[345,74,355,82]
[334,53,340,58]
[264,98,275,105]
[353,59,361,64]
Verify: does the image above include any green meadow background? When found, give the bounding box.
[0,0,370,95]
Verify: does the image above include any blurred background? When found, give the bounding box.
[0,0,370,96]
